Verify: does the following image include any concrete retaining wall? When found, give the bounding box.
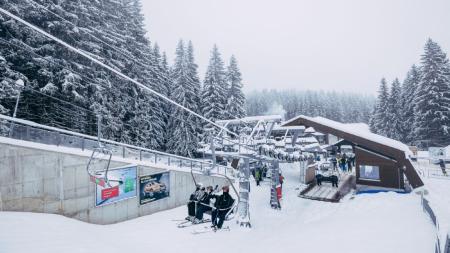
[0,140,230,224]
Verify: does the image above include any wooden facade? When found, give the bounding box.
[283,116,424,189]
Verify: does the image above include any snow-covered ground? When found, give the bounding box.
[0,163,435,253]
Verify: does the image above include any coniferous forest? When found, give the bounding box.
[369,39,450,148]
[246,90,375,123]
[2,1,446,157]
[0,0,245,157]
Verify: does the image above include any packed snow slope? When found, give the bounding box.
[0,164,435,253]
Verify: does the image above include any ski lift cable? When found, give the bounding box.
[25,0,146,67]
[0,36,106,91]
[0,8,239,138]
[2,10,249,142]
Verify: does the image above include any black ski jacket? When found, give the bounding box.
[214,192,234,210]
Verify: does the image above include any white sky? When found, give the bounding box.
[141,0,450,94]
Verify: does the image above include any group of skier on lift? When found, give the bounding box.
[185,183,234,230]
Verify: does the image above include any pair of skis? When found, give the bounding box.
[176,219,211,228]
[191,226,230,235]
[173,219,230,234]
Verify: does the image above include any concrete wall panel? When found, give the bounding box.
[0,141,230,224]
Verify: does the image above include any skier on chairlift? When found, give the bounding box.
[193,186,216,224]
[211,185,234,230]
[186,183,206,221]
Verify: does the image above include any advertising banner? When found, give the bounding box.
[139,171,170,205]
[95,166,137,207]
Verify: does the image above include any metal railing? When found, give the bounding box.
[427,169,450,180]
[0,114,233,175]
[421,192,444,253]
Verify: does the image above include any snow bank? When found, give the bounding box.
[0,163,435,253]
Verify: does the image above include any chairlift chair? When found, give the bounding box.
[86,145,115,188]
[189,166,240,222]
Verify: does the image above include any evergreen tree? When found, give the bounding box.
[201,44,227,134]
[369,78,390,135]
[186,41,203,138]
[225,55,246,119]
[412,39,450,147]
[401,65,421,143]
[386,78,403,140]
[166,40,200,157]
[0,0,167,150]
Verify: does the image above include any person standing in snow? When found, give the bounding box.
[211,185,234,229]
[347,157,352,172]
[340,155,347,172]
[255,168,262,186]
[439,159,447,176]
[279,173,285,190]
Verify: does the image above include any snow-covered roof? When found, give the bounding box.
[216,115,282,125]
[272,124,305,131]
[305,127,315,133]
[284,115,412,156]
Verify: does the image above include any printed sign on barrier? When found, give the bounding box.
[139,171,170,205]
[95,166,137,207]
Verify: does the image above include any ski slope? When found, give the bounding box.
[0,164,435,253]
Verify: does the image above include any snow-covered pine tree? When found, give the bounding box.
[201,44,227,135]
[0,0,168,150]
[186,41,203,138]
[386,78,403,140]
[412,39,450,147]
[401,65,421,144]
[158,51,173,151]
[225,55,246,120]
[166,40,200,157]
[369,78,390,135]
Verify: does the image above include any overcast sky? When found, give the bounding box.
[141,0,450,94]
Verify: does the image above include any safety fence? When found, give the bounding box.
[0,114,233,176]
[421,193,449,253]
[427,169,450,180]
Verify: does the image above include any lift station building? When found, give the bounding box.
[283,115,424,190]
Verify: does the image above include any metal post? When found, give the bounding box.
[210,137,216,168]
[155,154,157,164]
[8,91,21,138]
[270,161,281,209]
[237,158,251,227]
[97,115,102,146]
[139,150,142,161]
[168,157,171,166]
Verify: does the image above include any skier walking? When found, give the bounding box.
[211,185,234,230]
